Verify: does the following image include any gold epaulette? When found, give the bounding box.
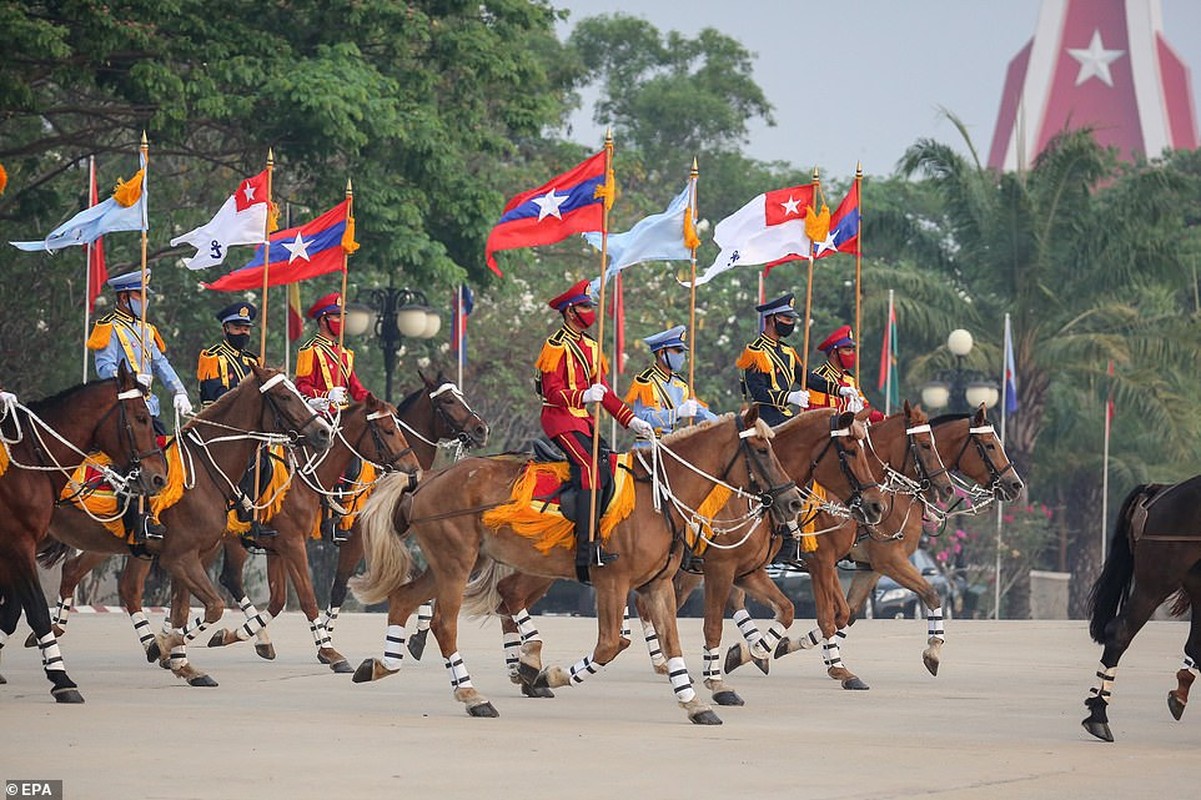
[197,348,221,381]
[623,371,658,407]
[85,321,113,351]
[736,346,772,373]
[150,324,166,353]
[813,361,840,381]
[294,346,315,379]
[535,337,565,373]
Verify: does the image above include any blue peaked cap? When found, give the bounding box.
[107,270,151,294]
[216,302,257,325]
[755,292,797,318]
[643,325,688,352]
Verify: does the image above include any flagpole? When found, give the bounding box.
[1101,360,1114,562]
[336,178,353,386]
[854,162,863,380]
[83,155,96,384]
[284,202,292,376]
[995,313,1011,620]
[457,285,465,390]
[687,157,699,405]
[588,130,615,553]
[885,289,894,415]
[137,132,150,378]
[800,166,819,389]
[258,149,275,362]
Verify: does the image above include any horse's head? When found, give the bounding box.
[251,364,332,450]
[884,400,955,504]
[933,404,1024,502]
[732,405,805,529]
[806,409,887,526]
[351,393,423,480]
[419,370,489,448]
[95,362,168,495]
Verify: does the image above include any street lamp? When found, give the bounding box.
[920,328,1000,414]
[350,285,440,403]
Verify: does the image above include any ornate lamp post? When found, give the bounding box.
[920,329,1000,414]
[346,285,440,403]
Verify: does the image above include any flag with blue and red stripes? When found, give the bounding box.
[451,285,474,366]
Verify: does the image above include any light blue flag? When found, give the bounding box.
[11,154,147,252]
[584,182,692,289]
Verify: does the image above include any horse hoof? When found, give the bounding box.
[255,643,276,661]
[652,661,669,676]
[466,701,499,718]
[774,637,792,659]
[0,673,6,684]
[352,659,376,683]
[689,708,723,725]
[723,643,745,675]
[1081,718,1114,742]
[407,628,428,661]
[328,659,353,675]
[841,677,870,690]
[520,683,555,699]
[52,688,85,704]
[24,631,37,648]
[753,656,770,676]
[206,630,227,648]
[532,669,550,690]
[922,653,940,677]
[713,690,745,707]
[517,661,541,687]
[188,675,219,687]
[1168,691,1187,721]
[158,657,172,670]
[146,641,161,664]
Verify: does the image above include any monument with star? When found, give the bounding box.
[988,0,1197,171]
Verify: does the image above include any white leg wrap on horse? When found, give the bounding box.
[169,644,187,670]
[37,632,65,672]
[129,612,156,651]
[238,611,273,642]
[621,606,631,639]
[568,655,604,685]
[926,606,945,641]
[641,619,666,666]
[309,620,331,650]
[513,609,542,644]
[503,632,521,677]
[321,605,341,636]
[1182,654,1198,673]
[1089,662,1116,703]
[666,656,696,703]
[799,628,823,650]
[445,650,473,689]
[702,647,722,682]
[53,596,73,628]
[0,629,7,648]
[383,624,406,670]
[755,621,787,660]
[416,603,433,632]
[161,617,174,635]
[181,616,209,642]
[823,637,843,670]
[733,609,764,650]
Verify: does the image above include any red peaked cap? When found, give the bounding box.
[308,292,343,320]
[548,279,593,312]
[818,324,855,353]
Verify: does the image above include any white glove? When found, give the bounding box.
[628,417,655,440]
[676,398,700,418]
[326,386,350,406]
[136,372,153,389]
[846,396,865,413]
[173,392,194,416]
[786,389,810,408]
[0,390,17,407]
[307,396,331,411]
[838,386,859,398]
[581,383,606,404]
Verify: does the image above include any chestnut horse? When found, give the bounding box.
[39,366,331,686]
[1083,477,1201,742]
[0,364,167,702]
[351,409,804,724]
[203,394,422,672]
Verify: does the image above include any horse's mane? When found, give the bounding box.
[929,412,971,427]
[395,386,424,416]
[181,368,264,431]
[26,378,117,414]
[658,412,731,446]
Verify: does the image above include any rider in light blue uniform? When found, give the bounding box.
[623,325,717,438]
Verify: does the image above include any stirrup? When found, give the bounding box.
[250,520,277,539]
[137,516,165,543]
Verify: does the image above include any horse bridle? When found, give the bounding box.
[428,382,486,446]
[721,415,797,520]
[901,422,950,496]
[258,373,328,444]
[945,422,1019,496]
[808,416,880,520]
[356,409,417,473]
[107,386,164,485]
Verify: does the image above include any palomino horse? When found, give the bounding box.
[203,394,421,672]
[351,409,804,724]
[0,364,167,702]
[40,366,331,686]
[464,408,890,707]
[765,405,1023,685]
[1083,477,1201,742]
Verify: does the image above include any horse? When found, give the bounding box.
[38,366,331,686]
[0,363,168,702]
[202,393,422,672]
[765,405,1024,685]
[350,408,805,724]
[462,408,891,706]
[1082,476,1201,742]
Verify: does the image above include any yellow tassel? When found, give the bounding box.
[598,454,636,537]
[623,380,656,407]
[267,201,280,234]
[0,442,9,477]
[227,512,251,535]
[688,483,733,554]
[0,162,8,196]
[804,203,830,244]
[112,169,145,208]
[342,215,360,254]
[534,341,564,373]
[593,167,616,211]
[683,207,700,250]
[59,453,124,538]
[149,442,187,517]
[337,461,379,530]
[735,347,772,374]
[483,462,577,553]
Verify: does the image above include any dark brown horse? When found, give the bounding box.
[39,366,331,686]
[351,409,804,724]
[1082,476,1201,742]
[0,364,167,702]
[203,394,421,672]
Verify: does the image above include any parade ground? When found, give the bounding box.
[2,613,1199,799]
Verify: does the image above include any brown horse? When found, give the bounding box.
[1083,477,1201,742]
[39,366,331,686]
[351,409,804,724]
[767,405,1023,684]
[466,408,891,706]
[0,364,167,702]
[203,394,421,672]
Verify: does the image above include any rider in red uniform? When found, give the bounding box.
[536,279,654,581]
[806,324,885,423]
[294,292,369,411]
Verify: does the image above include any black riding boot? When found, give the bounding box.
[574,506,617,584]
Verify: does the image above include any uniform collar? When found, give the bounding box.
[114,309,138,324]
[559,324,583,342]
[650,362,674,382]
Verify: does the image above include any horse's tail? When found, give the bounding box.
[36,537,71,569]
[1088,485,1144,643]
[461,558,515,620]
[349,473,416,606]
[1168,588,1192,617]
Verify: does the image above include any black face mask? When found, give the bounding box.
[226,332,251,351]
[775,319,796,338]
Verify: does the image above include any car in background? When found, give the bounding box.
[870,548,962,619]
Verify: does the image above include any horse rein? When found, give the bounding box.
[807,417,880,523]
[429,382,488,447]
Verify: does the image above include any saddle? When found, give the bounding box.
[59,436,176,542]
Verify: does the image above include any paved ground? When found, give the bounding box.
[1,613,1199,799]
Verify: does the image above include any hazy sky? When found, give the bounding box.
[553,0,1201,180]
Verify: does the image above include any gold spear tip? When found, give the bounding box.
[346,177,353,194]
[856,160,863,175]
[604,126,613,143]
[140,130,148,145]
[691,156,699,173]
[267,147,275,163]
[812,165,820,181]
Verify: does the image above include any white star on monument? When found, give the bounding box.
[532,188,568,221]
[780,195,801,216]
[1068,29,1124,87]
[814,231,840,257]
[283,233,311,263]
[242,183,256,202]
